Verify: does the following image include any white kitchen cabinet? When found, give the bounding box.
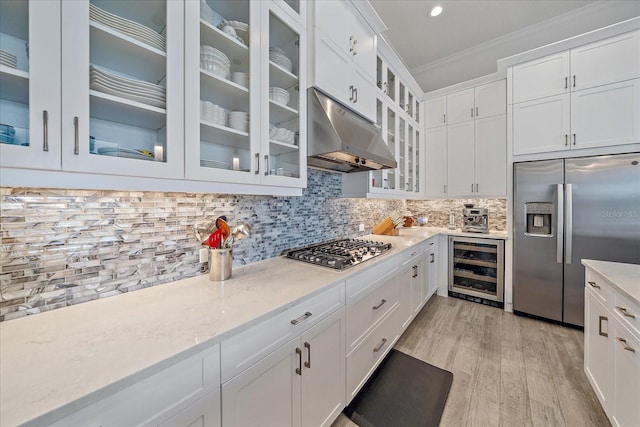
[511,30,640,156]
[612,319,640,427]
[310,0,379,122]
[570,79,640,150]
[425,125,448,197]
[50,344,221,427]
[0,0,61,170]
[398,247,424,330]
[185,0,306,188]
[585,287,613,414]
[424,239,438,302]
[425,96,447,129]
[446,80,505,125]
[583,263,640,427]
[447,114,506,197]
[1,0,184,178]
[222,307,345,427]
[61,0,184,179]
[512,51,571,104]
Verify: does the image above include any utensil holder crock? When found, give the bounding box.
[209,248,232,281]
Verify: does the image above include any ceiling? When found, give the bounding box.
[369,0,640,93]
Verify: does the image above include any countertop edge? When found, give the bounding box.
[581,259,640,305]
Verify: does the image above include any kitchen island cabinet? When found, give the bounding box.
[583,260,640,427]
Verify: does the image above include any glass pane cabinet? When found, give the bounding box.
[61,0,184,179]
[185,0,305,187]
[346,52,423,198]
[0,0,61,170]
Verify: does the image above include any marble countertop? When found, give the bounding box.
[581,259,640,305]
[0,227,506,426]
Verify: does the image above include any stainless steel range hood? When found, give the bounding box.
[307,87,397,173]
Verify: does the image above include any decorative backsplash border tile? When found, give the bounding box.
[1,170,505,321]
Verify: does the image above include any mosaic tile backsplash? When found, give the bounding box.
[406,198,507,230]
[1,169,505,321]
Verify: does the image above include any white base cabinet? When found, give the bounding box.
[222,307,345,427]
[584,265,640,427]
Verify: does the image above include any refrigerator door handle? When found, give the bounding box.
[565,183,573,264]
[557,184,564,264]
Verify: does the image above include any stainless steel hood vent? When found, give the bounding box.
[307,87,397,173]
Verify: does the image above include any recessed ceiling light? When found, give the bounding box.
[430,5,443,17]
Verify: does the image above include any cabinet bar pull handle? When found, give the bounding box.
[443,114,445,123]
[349,85,354,101]
[349,35,354,52]
[354,87,358,103]
[476,183,479,192]
[373,299,387,310]
[565,77,568,89]
[264,155,269,176]
[573,133,576,145]
[304,341,311,368]
[573,75,576,88]
[616,306,637,319]
[73,116,79,155]
[471,183,474,192]
[42,110,49,152]
[475,106,478,117]
[373,338,388,352]
[471,108,474,118]
[565,134,568,146]
[616,337,636,352]
[598,315,608,337]
[291,311,312,325]
[587,281,600,289]
[443,184,447,194]
[295,347,302,375]
[430,253,435,263]
[254,153,259,174]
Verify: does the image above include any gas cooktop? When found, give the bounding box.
[285,238,392,270]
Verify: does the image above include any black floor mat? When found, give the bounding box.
[344,349,453,427]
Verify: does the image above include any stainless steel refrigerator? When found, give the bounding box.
[513,153,640,327]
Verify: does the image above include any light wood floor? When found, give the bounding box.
[333,295,610,427]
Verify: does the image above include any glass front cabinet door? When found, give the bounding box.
[61,0,184,179]
[185,0,306,188]
[0,0,62,170]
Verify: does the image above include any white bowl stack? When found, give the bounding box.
[201,45,230,79]
[269,87,290,106]
[269,127,295,144]
[218,19,249,46]
[231,72,249,88]
[200,100,227,126]
[269,47,293,73]
[229,111,249,132]
[0,49,17,68]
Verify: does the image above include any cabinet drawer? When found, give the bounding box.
[51,345,220,427]
[346,305,401,402]
[585,269,613,305]
[346,269,400,351]
[399,245,422,267]
[221,283,345,383]
[346,255,398,301]
[614,291,640,337]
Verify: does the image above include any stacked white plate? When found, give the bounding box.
[228,111,249,132]
[200,100,227,126]
[218,19,249,46]
[269,127,295,144]
[201,45,230,79]
[231,72,249,88]
[0,49,17,68]
[200,159,230,169]
[269,47,292,73]
[90,65,166,108]
[90,3,165,51]
[269,87,290,106]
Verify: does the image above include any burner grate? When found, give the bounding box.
[285,238,392,270]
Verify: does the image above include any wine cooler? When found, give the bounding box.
[448,236,504,306]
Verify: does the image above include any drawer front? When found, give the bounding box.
[221,282,345,383]
[346,255,398,301]
[614,291,640,337]
[346,305,401,402]
[51,345,220,427]
[399,246,422,267]
[346,269,400,351]
[585,269,613,304]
